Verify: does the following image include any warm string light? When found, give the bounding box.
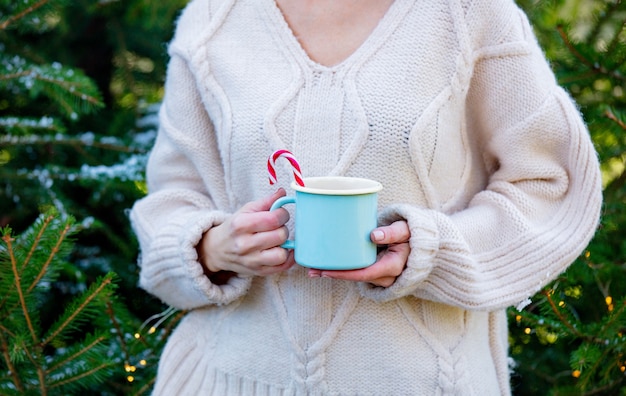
[605,296,614,312]
[126,306,179,383]
[518,250,624,383]
[585,250,594,269]
[124,360,147,382]
[134,306,178,339]
[516,289,567,344]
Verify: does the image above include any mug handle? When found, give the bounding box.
[270,196,296,249]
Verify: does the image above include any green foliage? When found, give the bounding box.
[0,1,185,394]
[0,211,117,395]
[0,212,184,395]
[510,1,626,395]
[0,0,69,34]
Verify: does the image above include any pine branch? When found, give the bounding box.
[0,323,16,339]
[543,289,589,340]
[541,290,604,345]
[557,25,597,70]
[48,362,116,391]
[557,25,626,82]
[20,214,53,278]
[0,152,149,188]
[0,332,23,393]
[0,116,65,135]
[573,342,620,393]
[2,234,38,344]
[0,0,50,31]
[0,213,123,394]
[0,59,104,119]
[20,340,47,396]
[106,301,131,363]
[47,335,108,373]
[604,108,626,131]
[0,131,147,154]
[0,214,73,323]
[41,273,115,347]
[32,68,104,113]
[43,332,117,392]
[0,70,31,81]
[26,220,71,293]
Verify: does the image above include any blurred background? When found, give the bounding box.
[1,0,625,394]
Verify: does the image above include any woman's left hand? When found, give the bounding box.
[308,220,410,287]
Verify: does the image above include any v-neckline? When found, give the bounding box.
[262,0,411,71]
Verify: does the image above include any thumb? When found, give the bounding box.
[371,221,410,245]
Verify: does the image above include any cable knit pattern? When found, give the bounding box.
[129,0,602,394]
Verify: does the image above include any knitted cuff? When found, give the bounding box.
[358,204,440,302]
[179,210,253,306]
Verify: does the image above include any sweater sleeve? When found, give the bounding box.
[359,3,602,310]
[129,2,252,309]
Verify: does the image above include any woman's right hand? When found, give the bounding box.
[197,188,295,277]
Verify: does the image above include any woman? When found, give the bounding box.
[130,0,602,394]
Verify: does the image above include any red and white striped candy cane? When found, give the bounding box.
[267,149,305,187]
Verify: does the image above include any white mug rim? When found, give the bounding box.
[290,176,383,196]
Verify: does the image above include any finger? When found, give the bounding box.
[310,267,394,287]
[313,243,409,282]
[315,260,398,282]
[256,225,290,248]
[254,245,290,267]
[241,247,295,276]
[258,256,296,276]
[241,188,286,213]
[371,220,410,245]
[231,209,289,234]
[227,225,288,260]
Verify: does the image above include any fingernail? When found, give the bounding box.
[372,230,384,242]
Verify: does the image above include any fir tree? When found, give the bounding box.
[0,211,117,395]
[0,211,184,395]
[0,1,182,393]
[510,1,626,395]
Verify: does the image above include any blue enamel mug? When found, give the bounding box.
[270,176,383,270]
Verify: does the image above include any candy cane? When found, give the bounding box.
[267,149,305,187]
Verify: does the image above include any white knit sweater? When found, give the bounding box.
[130,0,602,394]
